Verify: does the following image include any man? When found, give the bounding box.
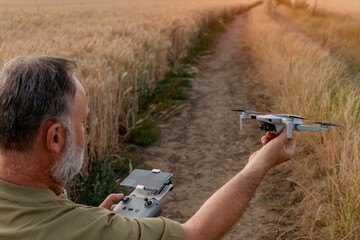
[0,56,295,239]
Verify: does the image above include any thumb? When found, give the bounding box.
[269,126,291,148]
[99,193,124,210]
[278,126,290,142]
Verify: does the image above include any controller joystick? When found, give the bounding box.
[122,196,131,204]
[113,196,162,217]
[144,197,153,207]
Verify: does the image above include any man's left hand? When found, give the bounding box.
[99,193,124,211]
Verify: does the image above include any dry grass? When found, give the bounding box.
[0,0,254,164]
[245,5,360,239]
[275,4,360,76]
[307,0,360,20]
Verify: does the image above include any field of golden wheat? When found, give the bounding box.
[246,3,360,239]
[307,0,360,19]
[0,0,254,163]
[1,0,359,238]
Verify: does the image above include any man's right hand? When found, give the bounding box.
[249,126,296,169]
[182,126,296,240]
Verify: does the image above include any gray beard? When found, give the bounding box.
[50,120,84,186]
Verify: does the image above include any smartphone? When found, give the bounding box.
[120,169,172,191]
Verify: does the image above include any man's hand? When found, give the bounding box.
[249,126,296,168]
[99,193,124,211]
[183,127,296,240]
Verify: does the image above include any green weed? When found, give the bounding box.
[259,195,275,203]
[131,12,229,147]
[129,119,161,147]
[71,148,137,206]
[72,2,262,206]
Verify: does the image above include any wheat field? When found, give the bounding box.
[307,0,360,19]
[2,0,359,238]
[246,5,360,239]
[0,0,254,163]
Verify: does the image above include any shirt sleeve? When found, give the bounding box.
[69,206,184,240]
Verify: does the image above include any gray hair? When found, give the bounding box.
[0,56,77,151]
[51,117,84,185]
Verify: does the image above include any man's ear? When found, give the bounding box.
[46,123,66,154]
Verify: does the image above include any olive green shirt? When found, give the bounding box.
[0,180,184,240]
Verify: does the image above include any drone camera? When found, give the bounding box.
[260,123,276,132]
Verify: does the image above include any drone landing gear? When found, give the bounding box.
[260,123,276,132]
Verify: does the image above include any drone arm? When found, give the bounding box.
[240,113,252,130]
[296,125,323,132]
[240,115,243,130]
[287,120,293,138]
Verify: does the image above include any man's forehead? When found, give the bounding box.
[73,76,85,92]
[74,77,87,99]
[72,76,88,114]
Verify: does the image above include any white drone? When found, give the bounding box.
[234,109,342,138]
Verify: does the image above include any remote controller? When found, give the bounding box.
[113,195,162,218]
[112,169,173,218]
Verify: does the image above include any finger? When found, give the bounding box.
[266,131,279,139]
[261,136,273,145]
[262,132,279,145]
[99,193,124,210]
[285,137,296,149]
[283,137,296,159]
[110,204,117,211]
[261,136,268,145]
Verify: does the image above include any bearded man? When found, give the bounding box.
[0,56,295,240]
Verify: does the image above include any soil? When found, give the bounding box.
[139,12,291,240]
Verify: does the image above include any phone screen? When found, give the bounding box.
[120,169,172,191]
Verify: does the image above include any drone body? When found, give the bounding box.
[235,110,341,138]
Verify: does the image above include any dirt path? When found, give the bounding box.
[139,12,286,240]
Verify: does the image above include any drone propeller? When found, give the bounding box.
[273,114,306,119]
[232,109,260,114]
[311,122,342,127]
